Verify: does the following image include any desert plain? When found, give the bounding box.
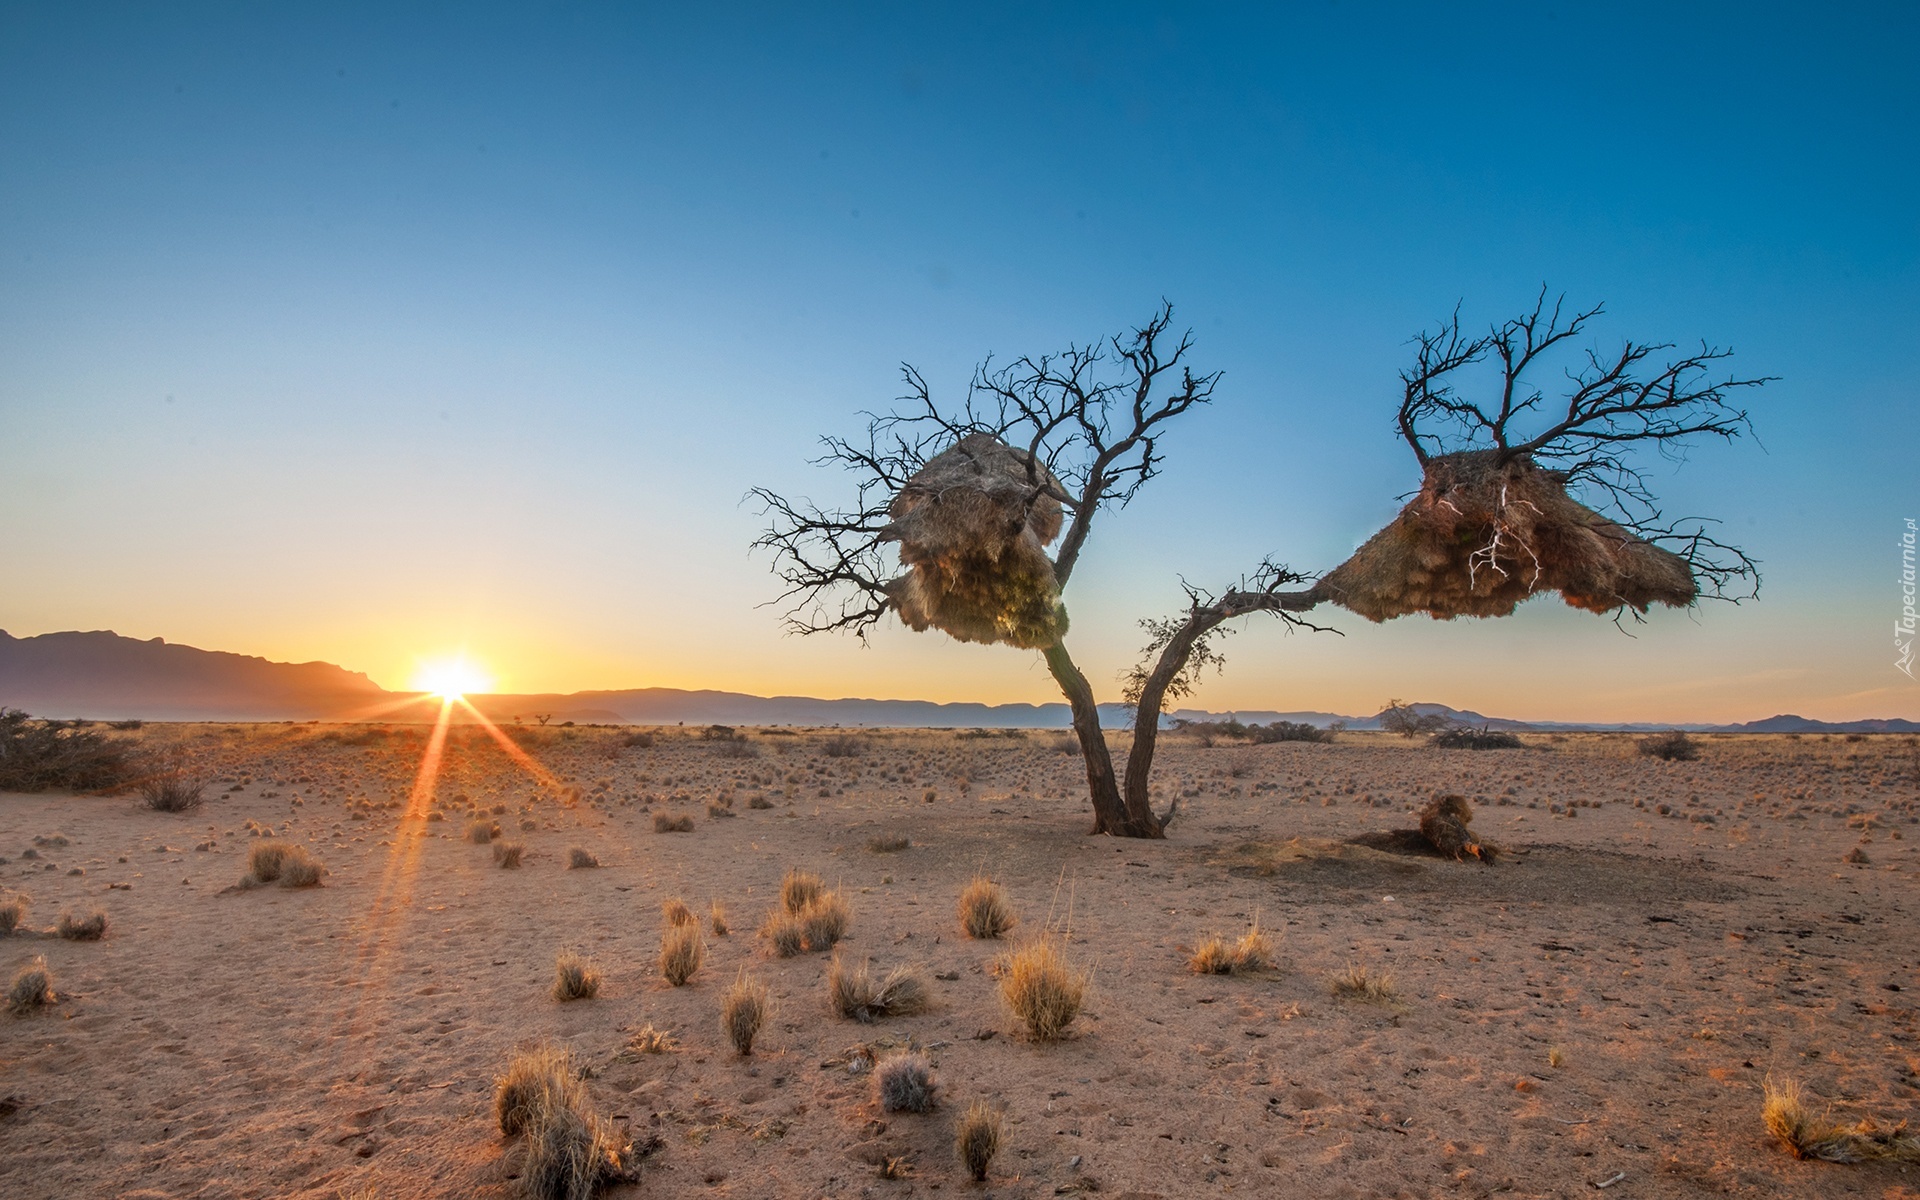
[2,722,1917,1200]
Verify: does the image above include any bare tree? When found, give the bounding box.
[754,295,1764,839]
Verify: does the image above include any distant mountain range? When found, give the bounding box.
[3,628,1916,734]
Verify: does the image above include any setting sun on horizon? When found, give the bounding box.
[409,656,493,700]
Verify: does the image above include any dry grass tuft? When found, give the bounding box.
[661,897,697,928]
[1330,960,1398,1004]
[497,1043,577,1136]
[277,845,325,887]
[567,847,599,869]
[865,833,911,853]
[652,813,695,833]
[781,868,824,914]
[998,936,1087,1041]
[495,1044,636,1198]
[7,955,53,1015]
[1762,1075,1920,1163]
[721,970,770,1055]
[56,909,107,941]
[660,922,704,986]
[552,950,601,1002]
[875,1050,937,1112]
[465,818,501,844]
[761,910,806,957]
[801,889,851,950]
[829,956,933,1023]
[492,840,525,868]
[1547,1044,1567,1069]
[248,840,292,882]
[625,1024,676,1055]
[709,901,729,936]
[1188,921,1275,976]
[957,876,1017,939]
[0,894,27,935]
[955,1100,1002,1182]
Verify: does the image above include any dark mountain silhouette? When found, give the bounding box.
[2,629,1914,733]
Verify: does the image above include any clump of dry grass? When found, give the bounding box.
[709,901,729,936]
[1330,960,1397,1004]
[747,794,775,809]
[652,813,695,833]
[660,923,704,986]
[1762,1075,1920,1163]
[721,970,770,1055]
[998,936,1086,1041]
[829,957,932,1023]
[800,889,850,950]
[495,1044,636,1198]
[955,1101,1002,1182]
[7,955,53,1015]
[248,840,291,882]
[277,845,325,887]
[552,950,601,1001]
[56,909,107,941]
[0,893,27,935]
[465,817,501,844]
[875,1050,936,1112]
[492,841,525,868]
[958,876,1017,939]
[625,1024,676,1055]
[761,911,806,957]
[661,897,697,927]
[1188,920,1275,976]
[865,833,910,853]
[781,868,824,914]
[567,847,599,869]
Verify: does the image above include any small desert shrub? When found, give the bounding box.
[780,868,824,914]
[761,911,806,957]
[248,840,292,882]
[1188,921,1274,976]
[1547,1044,1567,1069]
[865,833,910,853]
[56,910,107,941]
[0,894,27,935]
[465,818,501,844]
[957,876,1016,939]
[998,936,1086,1041]
[747,794,775,809]
[277,845,325,887]
[829,957,932,1023]
[0,709,132,792]
[567,847,599,869]
[721,970,770,1055]
[621,731,655,749]
[1762,1074,1920,1162]
[1245,720,1336,744]
[706,800,736,818]
[108,719,143,731]
[661,897,697,928]
[955,1101,1002,1182]
[709,901,729,936]
[660,923,704,986]
[1639,730,1700,761]
[715,738,759,759]
[800,889,850,950]
[625,1024,676,1055]
[1430,726,1525,750]
[820,734,865,758]
[1330,960,1397,1004]
[875,1050,936,1112]
[493,841,525,869]
[497,1043,577,1136]
[495,1044,636,1197]
[653,813,695,833]
[7,955,53,1015]
[138,750,208,812]
[552,950,601,1001]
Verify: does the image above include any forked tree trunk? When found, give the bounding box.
[1122,608,1230,834]
[1043,640,1165,838]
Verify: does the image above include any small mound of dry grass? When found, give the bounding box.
[955,1100,1002,1182]
[652,813,695,833]
[747,794,775,809]
[875,1050,936,1112]
[661,897,697,928]
[800,889,850,950]
[495,1044,636,1198]
[248,840,292,882]
[709,901,729,936]
[781,868,824,914]
[497,1044,578,1136]
[722,970,770,1055]
[625,1024,676,1055]
[1330,960,1397,1004]
[761,910,806,957]
[56,910,107,941]
[829,957,932,1023]
[958,876,1017,939]
[492,841,525,868]
[1188,921,1274,976]
[998,936,1086,1041]
[0,894,27,936]
[1762,1075,1920,1163]
[567,848,599,869]
[465,818,501,844]
[277,845,325,887]
[865,833,910,853]
[660,923,704,986]
[552,950,601,1001]
[7,955,53,1015]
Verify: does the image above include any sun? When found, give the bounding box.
[411,656,493,699]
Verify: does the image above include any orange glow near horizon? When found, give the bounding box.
[409,655,493,699]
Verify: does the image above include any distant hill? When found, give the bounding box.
[2,628,1915,733]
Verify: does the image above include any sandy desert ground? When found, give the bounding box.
[2,721,1918,1200]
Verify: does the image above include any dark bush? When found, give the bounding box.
[1430,726,1525,750]
[1637,730,1699,761]
[0,710,132,792]
[1246,721,1336,745]
[821,734,866,758]
[138,749,208,813]
[1380,700,1456,738]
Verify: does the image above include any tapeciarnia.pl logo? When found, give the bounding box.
[1900,518,1917,678]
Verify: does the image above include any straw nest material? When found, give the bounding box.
[1418,795,1498,862]
[883,433,1068,648]
[1311,451,1697,621]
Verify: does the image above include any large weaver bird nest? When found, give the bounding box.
[1310,450,1697,621]
[882,433,1068,649]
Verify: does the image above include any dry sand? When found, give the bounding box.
[2,723,1917,1199]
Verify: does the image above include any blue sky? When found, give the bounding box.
[2,2,1915,721]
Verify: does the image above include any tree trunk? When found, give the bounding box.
[1121,609,1229,834]
[1042,640,1161,838]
